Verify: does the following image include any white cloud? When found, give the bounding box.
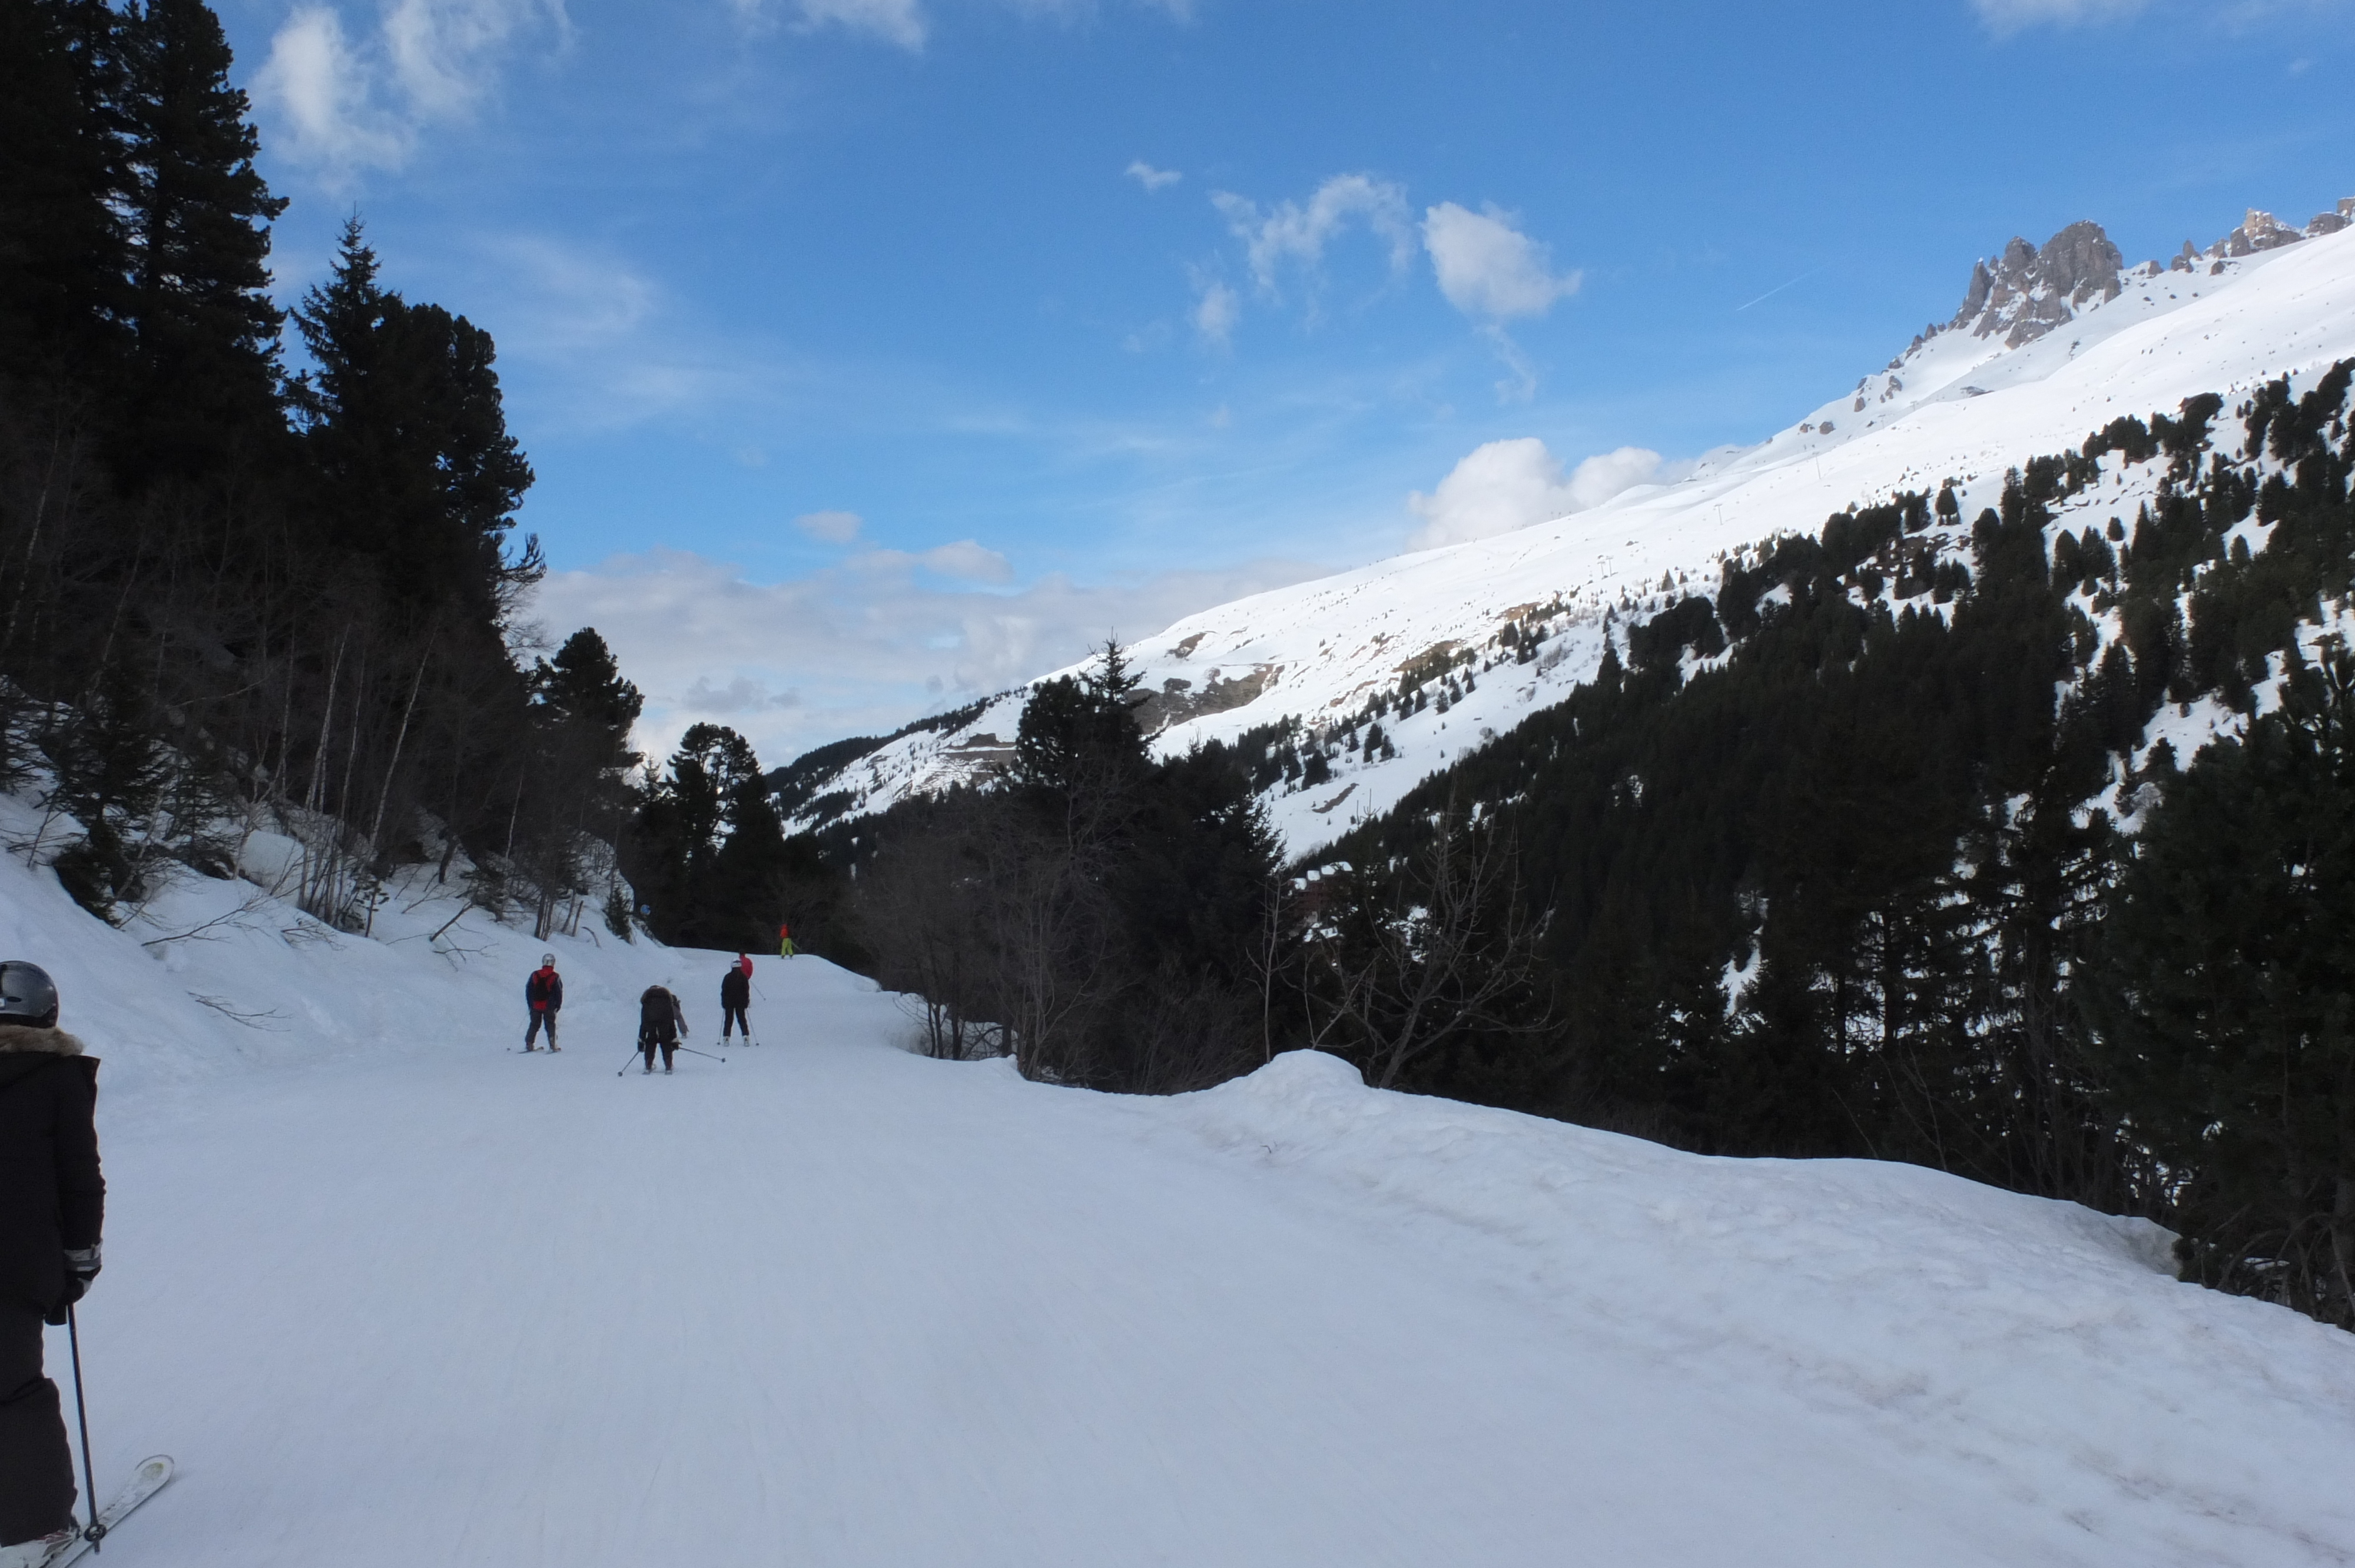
[253,7,412,176]
[256,0,563,180]
[529,547,1328,766]
[383,0,559,118]
[796,510,865,544]
[1192,278,1239,347]
[1421,202,1580,321]
[1126,161,1182,192]
[1212,174,1415,297]
[1406,438,1660,550]
[1971,0,2147,30]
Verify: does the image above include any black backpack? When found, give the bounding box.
[638,986,676,1041]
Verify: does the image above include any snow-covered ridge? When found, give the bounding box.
[788,198,2355,855]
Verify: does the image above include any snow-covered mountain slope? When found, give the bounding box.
[794,198,2355,854]
[14,796,2355,1565]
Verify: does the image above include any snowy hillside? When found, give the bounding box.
[11,790,2355,1564]
[791,198,2355,853]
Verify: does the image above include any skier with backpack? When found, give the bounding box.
[719,955,752,1044]
[522,955,563,1052]
[636,985,688,1074]
[0,962,104,1563]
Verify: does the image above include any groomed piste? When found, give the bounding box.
[8,786,2353,1567]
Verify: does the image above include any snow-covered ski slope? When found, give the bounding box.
[7,797,2354,1565]
[798,203,2355,855]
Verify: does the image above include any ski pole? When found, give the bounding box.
[617,1044,649,1077]
[67,1304,102,1550]
[672,1044,727,1063]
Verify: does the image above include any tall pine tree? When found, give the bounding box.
[117,0,286,479]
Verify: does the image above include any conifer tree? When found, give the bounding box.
[294,218,535,626]
[2092,646,2355,1324]
[0,0,130,379]
[116,0,287,477]
[533,628,644,776]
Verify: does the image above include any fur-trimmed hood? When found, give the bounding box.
[0,1023,85,1056]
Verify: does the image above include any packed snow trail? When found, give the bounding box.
[70,997,2029,1567]
[5,826,2350,1566]
[46,971,2354,1567]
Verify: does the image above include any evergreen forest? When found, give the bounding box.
[1,0,642,936]
[1313,370,2355,1327]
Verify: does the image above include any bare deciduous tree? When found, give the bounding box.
[1306,808,1550,1089]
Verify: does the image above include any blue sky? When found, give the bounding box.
[223,0,2355,765]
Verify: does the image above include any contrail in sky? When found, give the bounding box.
[1736,267,1823,313]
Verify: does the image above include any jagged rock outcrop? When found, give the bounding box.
[1950,221,2125,348]
[2170,201,2355,270]
[2218,208,2307,257]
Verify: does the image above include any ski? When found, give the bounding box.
[39,1456,174,1567]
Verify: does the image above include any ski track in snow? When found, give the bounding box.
[2,795,2351,1566]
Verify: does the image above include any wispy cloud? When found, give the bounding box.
[1212,174,1415,298]
[1192,276,1239,348]
[254,6,412,177]
[1126,160,1183,192]
[530,547,1328,765]
[735,0,1191,51]
[446,234,767,431]
[1971,0,2148,33]
[790,0,927,49]
[483,236,658,350]
[254,0,565,181]
[796,509,866,543]
[850,539,1016,583]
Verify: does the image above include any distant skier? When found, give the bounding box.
[719,955,753,1044]
[0,962,104,1559]
[778,921,794,959]
[637,985,688,1074]
[523,954,563,1052]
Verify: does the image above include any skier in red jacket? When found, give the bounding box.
[523,955,563,1051]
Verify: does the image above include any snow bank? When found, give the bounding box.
[1157,1050,2355,1565]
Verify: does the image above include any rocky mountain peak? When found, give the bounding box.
[1949,220,2124,348]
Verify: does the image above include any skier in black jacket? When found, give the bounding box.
[719,956,752,1044]
[0,962,104,1554]
[637,985,687,1074]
